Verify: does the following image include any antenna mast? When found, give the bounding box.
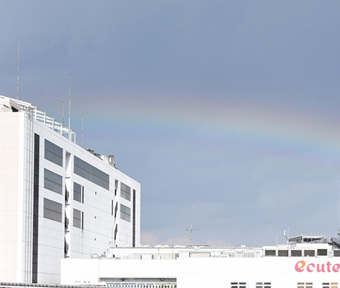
[17,42,19,100]
[68,72,71,140]
[284,225,290,244]
[82,115,84,148]
[63,99,65,127]
[186,224,196,246]
[338,180,340,239]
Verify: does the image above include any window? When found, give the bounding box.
[304,250,315,257]
[44,169,62,194]
[318,249,327,256]
[291,250,302,257]
[133,189,136,247]
[121,182,131,201]
[334,250,340,257]
[323,283,338,288]
[256,283,271,288]
[265,250,276,256]
[44,139,63,166]
[73,209,84,229]
[231,283,246,288]
[74,156,109,190]
[278,250,288,257]
[120,204,131,222]
[298,283,313,288]
[73,182,84,203]
[43,198,62,222]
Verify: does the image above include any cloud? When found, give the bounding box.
[2,0,340,248]
[140,231,160,246]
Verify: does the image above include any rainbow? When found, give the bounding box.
[78,95,340,167]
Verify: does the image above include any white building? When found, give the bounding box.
[0,95,141,284]
[61,236,340,288]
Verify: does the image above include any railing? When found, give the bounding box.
[0,95,76,143]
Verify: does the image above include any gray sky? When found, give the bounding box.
[1,0,340,246]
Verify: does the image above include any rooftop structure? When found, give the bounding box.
[61,238,340,288]
[0,95,76,142]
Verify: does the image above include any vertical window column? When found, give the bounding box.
[32,134,40,283]
[133,189,136,247]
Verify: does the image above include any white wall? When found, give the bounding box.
[61,257,340,288]
[0,108,141,284]
[0,113,21,282]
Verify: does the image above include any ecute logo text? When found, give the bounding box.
[295,260,340,273]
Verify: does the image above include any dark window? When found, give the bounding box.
[73,209,83,229]
[121,183,131,201]
[304,250,315,257]
[33,134,40,283]
[256,283,271,288]
[317,249,327,256]
[297,282,313,288]
[133,189,136,247]
[231,283,247,288]
[44,169,62,194]
[334,250,340,257]
[73,182,82,202]
[43,198,62,222]
[291,250,302,257]
[322,283,338,288]
[265,250,276,256]
[44,139,63,166]
[120,204,131,222]
[278,250,288,257]
[74,156,109,190]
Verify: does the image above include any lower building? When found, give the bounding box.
[61,236,340,288]
[0,95,141,284]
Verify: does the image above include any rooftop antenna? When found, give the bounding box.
[17,42,19,100]
[68,71,71,140]
[62,99,65,127]
[82,115,84,148]
[284,225,290,244]
[186,224,195,246]
[338,180,340,239]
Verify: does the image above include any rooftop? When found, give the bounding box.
[0,95,76,143]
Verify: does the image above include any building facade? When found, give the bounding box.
[0,96,141,284]
[61,237,340,288]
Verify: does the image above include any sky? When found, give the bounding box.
[1,0,340,247]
